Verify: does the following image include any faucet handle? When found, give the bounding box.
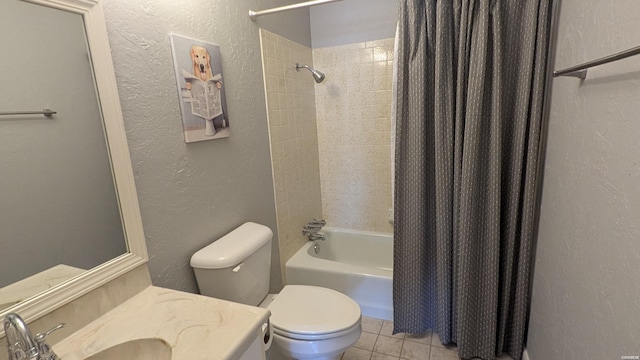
[8,341,27,360]
[34,323,64,360]
[302,227,317,235]
[34,323,64,342]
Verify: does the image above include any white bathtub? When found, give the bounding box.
[285,227,393,320]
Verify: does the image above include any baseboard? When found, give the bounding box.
[522,348,530,360]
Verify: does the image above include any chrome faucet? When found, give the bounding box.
[302,219,325,234]
[303,219,326,253]
[309,233,326,241]
[4,313,64,360]
[302,225,320,235]
[310,219,326,226]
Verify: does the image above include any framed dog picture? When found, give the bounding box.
[170,34,230,143]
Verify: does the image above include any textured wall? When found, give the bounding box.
[313,39,394,233]
[310,0,397,49]
[527,0,640,358]
[260,30,323,281]
[101,0,312,293]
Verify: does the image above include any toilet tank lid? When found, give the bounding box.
[190,222,273,269]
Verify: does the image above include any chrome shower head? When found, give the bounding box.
[296,63,325,83]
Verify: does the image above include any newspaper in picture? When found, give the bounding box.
[182,69,223,120]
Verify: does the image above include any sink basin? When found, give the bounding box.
[84,338,172,360]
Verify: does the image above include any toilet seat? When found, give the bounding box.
[268,285,361,341]
[273,321,361,341]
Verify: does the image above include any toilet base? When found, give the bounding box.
[267,343,343,360]
[266,323,361,360]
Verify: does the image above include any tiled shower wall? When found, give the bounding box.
[260,30,323,281]
[313,39,394,233]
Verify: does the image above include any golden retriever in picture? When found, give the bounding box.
[191,45,213,82]
[182,44,226,137]
[186,45,222,91]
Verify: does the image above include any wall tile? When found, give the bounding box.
[260,30,322,282]
[263,33,394,269]
[313,39,394,233]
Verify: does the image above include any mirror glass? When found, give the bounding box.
[0,0,128,311]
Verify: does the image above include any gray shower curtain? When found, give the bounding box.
[393,1,551,359]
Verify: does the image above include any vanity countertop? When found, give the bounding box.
[52,286,270,359]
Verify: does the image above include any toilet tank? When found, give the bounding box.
[190,222,273,306]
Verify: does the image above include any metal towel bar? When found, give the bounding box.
[554,45,640,79]
[0,109,57,117]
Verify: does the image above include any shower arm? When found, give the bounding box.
[295,63,325,83]
[296,64,311,72]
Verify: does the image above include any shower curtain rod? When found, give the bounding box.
[249,0,344,21]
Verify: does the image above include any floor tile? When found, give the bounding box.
[430,333,455,349]
[404,331,432,345]
[428,346,459,360]
[346,316,515,360]
[373,335,404,357]
[355,332,378,351]
[361,316,385,333]
[342,347,372,360]
[430,332,443,347]
[380,320,405,339]
[372,352,400,360]
[400,341,430,360]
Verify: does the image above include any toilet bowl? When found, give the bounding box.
[190,222,362,360]
[270,327,361,360]
[266,285,361,360]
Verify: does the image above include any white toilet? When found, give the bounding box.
[190,222,362,360]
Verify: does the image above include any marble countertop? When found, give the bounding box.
[53,286,270,359]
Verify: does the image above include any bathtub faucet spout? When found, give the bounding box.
[309,233,326,241]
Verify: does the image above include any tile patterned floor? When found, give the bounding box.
[341,316,515,360]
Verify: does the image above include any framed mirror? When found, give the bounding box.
[0,0,148,332]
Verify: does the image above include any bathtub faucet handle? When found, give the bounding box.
[302,227,316,235]
[311,219,326,226]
